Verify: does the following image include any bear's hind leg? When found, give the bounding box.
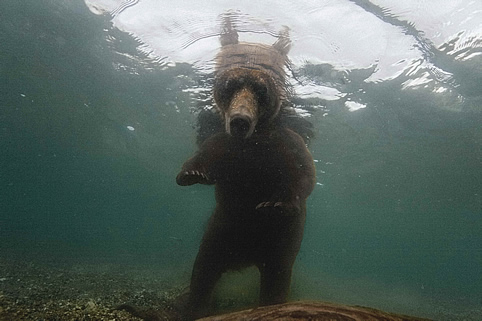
[256,212,305,307]
[188,241,226,319]
[258,261,293,306]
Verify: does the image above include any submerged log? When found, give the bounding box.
[199,301,431,321]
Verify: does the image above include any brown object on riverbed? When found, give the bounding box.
[198,301,432,321]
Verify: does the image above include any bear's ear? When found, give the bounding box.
[220,15,239,47]
[272,26,291,56]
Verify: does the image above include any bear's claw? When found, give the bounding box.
[186,170,208,179]
[177,170,210,186]
[256,201,284,209]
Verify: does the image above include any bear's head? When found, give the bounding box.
[213,68,280,138]
[212,24,291,139]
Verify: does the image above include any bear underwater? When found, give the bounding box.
[176,18,316,319]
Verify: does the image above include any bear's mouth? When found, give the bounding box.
[227,115,256,138]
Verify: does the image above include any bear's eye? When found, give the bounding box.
[221,78,239,100]
[225,78,243,94]
[224,78,241,91]
[252,83,267,96]
[253,83,269,104]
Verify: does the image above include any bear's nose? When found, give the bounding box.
[229,116,251,138]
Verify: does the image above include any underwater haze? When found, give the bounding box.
[1,0,481,320]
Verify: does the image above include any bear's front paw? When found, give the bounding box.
[176,170,211,186]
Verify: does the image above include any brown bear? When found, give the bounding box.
[176,19,316,319]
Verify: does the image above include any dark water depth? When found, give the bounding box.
[1,0,481,319]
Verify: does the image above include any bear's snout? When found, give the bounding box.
[225,87,258,138]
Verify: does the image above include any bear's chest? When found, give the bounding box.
[216,138,289,191]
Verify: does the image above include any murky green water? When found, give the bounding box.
[1,0,481,320]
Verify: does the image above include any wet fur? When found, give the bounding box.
[176,18,316,320]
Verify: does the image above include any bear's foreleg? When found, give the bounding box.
[176,133,231,186]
